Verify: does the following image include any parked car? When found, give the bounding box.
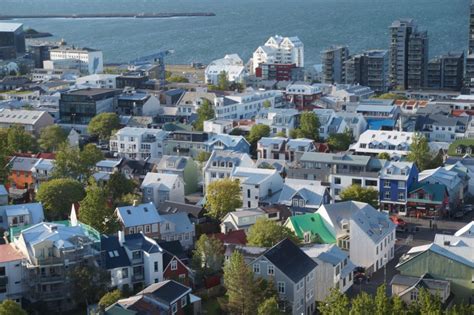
[463,204,473,213]
[454,211,464,219]
[391,215,407,232]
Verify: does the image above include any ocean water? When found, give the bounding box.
[2,0,470,65]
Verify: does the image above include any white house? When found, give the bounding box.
[316,201,396,273]
[0,203,44,230]
[251,35,304,74]
[203,119,234,135]
[220,208,267,234]
[141,173,185,207]
[0,244,25,304]
[231,167,284,209]
[302,244,356,301]
[314,109,348,140]
[110,127,168,160]
[205,54,247,85]
[350,130,415,158]
[203,150,255,188]
[47,46,104,74]
[75,74,118,89]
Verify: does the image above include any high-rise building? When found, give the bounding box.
[345,50,389,93]
[251,35,304,74]
[407,30,429,90]
[427,52,464,90]
[0,23,25,60]
[470,0,474,55]
[465,1,474,94]
[321,45,349,84]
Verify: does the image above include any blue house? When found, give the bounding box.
[379,161,418,215]
[205,134,250,154]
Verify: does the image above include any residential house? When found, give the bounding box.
[202,150,254,188]
[141,173,185,207]
[302,244,356,301]
[117,91,160,116]
[220,208,267,234]
[159,213,195,249]
[249,239,317,315]
[164,131,208,158]
[379,162,419,215]
[205,54,246,85]
[256,108,300,137]
[419,114,469,142]
[176,91,216,119]
[314,109,348,140]
[7,156,39,191]
[115,202,163,238]
[447,139,474,157]
[355,103,400,121]
[0,203,44,230]
[205,134,250,154]
[0,244,25,304]
[231,167,284,209]
[0,108,53,136]
[391,274,452,306]
[395,234,474,303]
[105,280,200,315]
[203,118,234,135]
[30,158,54,191]
[337,112,368,140]
[251,35,304,73]
[284,213,336,244]
[110,127,168,160]
[155,155,199,194]
[258,137,316,162]
[117,158,154,181]
[12,220,101,312]
[316,201,396,273]
[157,201,205,224]
[407,183,449,218]
[350,130,415,158]
[285,84,322,110]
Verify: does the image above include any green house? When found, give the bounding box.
[284,213,336,244]
[395,234,474,304]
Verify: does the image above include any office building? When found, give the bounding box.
[46,46,103,74]
[345,50,389,93]
[427,52,464,90]
[321,45,349,84]
[0,23,25,60]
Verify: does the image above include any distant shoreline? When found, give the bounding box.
[0,12,216,20]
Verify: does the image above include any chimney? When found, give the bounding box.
[118,230,125,246]
[133,200,138,207]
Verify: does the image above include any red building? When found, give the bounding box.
[255,63,298,81]
[163,252,190,286]
[407,183,449,218]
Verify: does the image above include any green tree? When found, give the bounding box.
[377,152,391,160]
[375,284,391,315]
[407,133,432,171]
[194,99,215,131]
[205,178,242,219]
[292,111,320,140]
[217,71,230,90]
[70,264,110,306]
[318,288,350,315]
[196,151,211,163]
[99,289,122,309]
[263,100,272,108]
[0,300,27,315]
[38,125,67,152]
[79,179,118,234]
[258,297,281,315]
[415,288,442,315]
[167,75,189,83]
[391,295,405,315]
[87,113,120,141]
[247,218,299,247]
[0,130,11,185]
[36,178,85,220]
[247,124,270,156]
[328,129,352,151]
[375,93,407,100]
[350,292,374,314]
[191,234,224,276]
[7,125,37,153]
[116,192,142,207]
[224,252,258,315]
[53,143,103,181]
[429,150,444,169]
[275,131,286,137]
[106,172,135,201]
[340,185,379,208]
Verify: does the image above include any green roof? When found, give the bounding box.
[447,139,474,156]
[287,213,336,244]
[408,182,447,204]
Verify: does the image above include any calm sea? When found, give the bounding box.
[2,0,470,65]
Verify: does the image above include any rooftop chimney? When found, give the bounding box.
[118,230,125,246]
[133,200,138,207]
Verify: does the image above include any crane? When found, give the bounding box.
[129,49,174,86]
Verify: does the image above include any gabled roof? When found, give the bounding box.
[231,167,277,185]
[0,202,44,225]
[123,233,162,254]
[101,235,131,269]
[205,134,249,148]
[157,240,187,261]
[116,202,162,228]
[276,179,327,208]
[286,213,336,243]
[161,212,194,234]
[141,173,181,191]
[138,280,191,305]
[261,238,317,283]
[158,201,203,219]
[408,182,447,203]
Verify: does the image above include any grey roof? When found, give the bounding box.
[161,212,194,234]
[232,167,277,185]
[0,203,44,225]
[258,137,287,147]
[205,134,248,148]
[390,274,450,294]
[356,104,396,113]
[276,179,327,207]
[0,108,50,125]
[123,233,162,254]
[141,173,181,191]
[96,159,122,169]
[300,152,371,166]
[138,280,191,305]
[156,155,188,171]
[158,201,203,219]
[421,114,469,127]
[8,157,39,172]
[116,202,162,228]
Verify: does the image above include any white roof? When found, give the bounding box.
[141,172,181,191]
[0,108,50,125]
[276,179,327,207]
[115,127,167,138]
[0,23,23,32]
[454,221,474,238]
[418,167,462,191]
[231,167,277,185]
[380,161,414,180]
[116,202,162,228]
[351,130,414,155]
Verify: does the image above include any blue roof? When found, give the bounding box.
[367,119,396,130]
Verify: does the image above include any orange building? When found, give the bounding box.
[7,156,37,190]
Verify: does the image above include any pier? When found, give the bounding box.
[0,12,216,20]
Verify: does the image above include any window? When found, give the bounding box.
[253,263,260,274]
[398,192,405,200]
[384,191,391,200]
[334,177,341,184]
[181,296,187,307]
[154,261,158,272]
[398,181,406,189]
[0,267,5,276]
[277,281,285,294]
[410,290,418,301]
[267,265,274,275]
[171,260,178,271]
[145,225,150,233]
[121,268,128,279]
[384,181,391,188]
[172,302,178,314]
[335,265,340,276]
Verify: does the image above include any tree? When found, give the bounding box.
[391,295,405,315]
[299,111,320,140]
[255,278,278,306]
[205,178,242,219]
[224,252,258,315]
[106,172,135,201]
[328,129,352,151]
[217,71,230,90]
[340,185,379,208]
[7,125,37,153]
[350,292,374,315]
[275,131,286,137]
[247,124,270,156]
[263,100,272,108]
[377,152,391,160]
[36,178,85,220]
[258,297,281,315]
[79,179,118,234]
[167,75,189,83]
[0,130,11,185]
[375,284,391,315]
[38,125,67,152]
[70,264,110,306]
[318,288,350,315]
[0,300,27,315]
[87,113,120,141]
[194,99,215,131]
[247,218,299,247]
[53,143,103,181]
[429,150,444,169]
[99,289,122,309]
[191,234,224,276]
[116,192,142,207]
[407,133,432,171]
[413,288,442,315]
[196,151,211,163]
[376,93,407,100]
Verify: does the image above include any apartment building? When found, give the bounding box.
[110,127,168,160]
[251,35,304,74]
[47,46,103,74]
[350,130,414,157]
[205,54,246,85]
[321,45,349,84]
[345,50,390,93]
[427,52,464,91]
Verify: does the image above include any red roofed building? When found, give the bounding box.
[211,230,247,245]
